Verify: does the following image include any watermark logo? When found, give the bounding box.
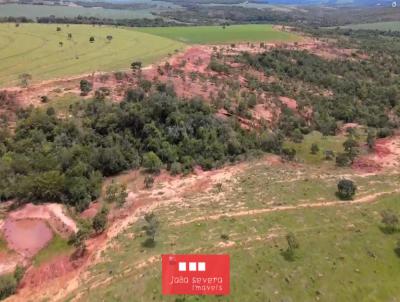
[162,254,230,295]
[393,1,397,7]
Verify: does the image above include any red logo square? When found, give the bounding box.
[162,254,230,295]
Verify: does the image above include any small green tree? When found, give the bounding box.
[89,36,95,43]
[343,136,359,162]
[380,210,399,233]
[142,212,159,248]
[0,275,17,300]
[106,35,113,43]
[92,206,109,234]
[336,153,351,167]
[310,143,319,155]
[18,73,32,88]
[104,180,128,207]
[283,232,299,261]
[337,179,356,200]
[80,79,92,96]
[131,61,142,75]
[143,152,162,173]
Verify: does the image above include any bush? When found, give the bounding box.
[336,153,351,167]
[0,275,17,300]
[169,162,182,176]
[79,80,92,96]
[92,206,108,234]
[142,152,162,174]
[310,143,319,154]
[337,179,356,200]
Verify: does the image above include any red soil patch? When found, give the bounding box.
[20,254,86,289]
[3,219,53,258]
[80,202,101,219]
[8,203,77,236]
[353,136,400,173]
[279,96,297,110]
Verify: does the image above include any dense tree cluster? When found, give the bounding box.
[0,87,281,209]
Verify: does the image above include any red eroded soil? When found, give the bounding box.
[3,219,53,258]
[279,96,297,110]
[20,254,86,289]
[353,136,400,173]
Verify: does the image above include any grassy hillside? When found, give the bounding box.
[62,158,400,302]
[0,23,184,87]
[134,24,301,44]
[341,21,400,31]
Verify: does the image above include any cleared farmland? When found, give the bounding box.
[0,23,184,87]
[134,24,301,44]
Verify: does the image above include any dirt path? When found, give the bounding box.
[171,189,400,227]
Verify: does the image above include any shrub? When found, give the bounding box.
[92,206,108,234]
[143,152,162,174]
[337,179,356,200]
[0,275,17,300]
[310,143,319,155]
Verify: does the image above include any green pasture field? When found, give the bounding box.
[134,24,301,44]
[62,158,400,302]
[0,23,184,87]
[340,21,400,31]
[0,3,176,19]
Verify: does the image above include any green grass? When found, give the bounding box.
[284,131,347,165]
[0,23,184,87]
[341,21,400,31]
[33,234,73,267]
[44,93,83,113]
[0,3,177,19]
[61,158,400,302]
[135,24,301,44]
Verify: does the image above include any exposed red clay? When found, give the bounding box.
[3,219,53,258]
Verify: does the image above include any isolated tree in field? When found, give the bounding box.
[380,210,399,233]
[310,143,319,155]
[142,212,159,248]
[56,27,61,32]
[131,61,142,75]
[283,232,299,261]
[92,206,109,234]
[89,36,95,43]
[337,179,356,200]
[106,35,113,43]
[79,79,92,96]
[18,73,32,88]
[67,33,72,40]
[104,180,128,207]
[335,152,351,167]
[343,136,359,162]
[59,41,63,47]
[143,152,162,174]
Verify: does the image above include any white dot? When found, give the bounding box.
[178,262,186,271]
[198,262,206,271]
[189,262,197,271]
